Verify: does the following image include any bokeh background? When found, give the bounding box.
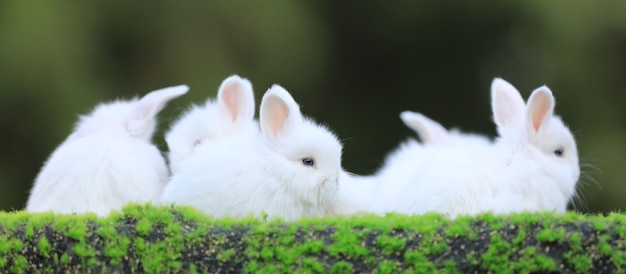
[1,2,624,213]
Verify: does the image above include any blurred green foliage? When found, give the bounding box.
[0,1,624,213]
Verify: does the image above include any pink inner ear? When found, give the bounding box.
[493,88,525,129]
[531,93,552,132]
[222,83,241,122]
[264,96,290,136]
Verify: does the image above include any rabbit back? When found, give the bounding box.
[27,135,167,215]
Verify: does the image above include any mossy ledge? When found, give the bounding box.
[1,204,625,273]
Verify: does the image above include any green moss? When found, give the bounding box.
[514,247,557,272]
[37,236,50,255]
[60,253,70,265]
[10,255,27,273]
[217,248,236,263]
[376,234,406,256]
[1,204,626,272]
[104,237,130,266]
[615,225,626,238]
[444,216,472,238]
[328,226,370,259]
[135,218,152,236]
[65,220,88,241]
[260,243,274,261]
[534,254,557,271]
[592,218,608,230]
[301,258,324,273]
[613,251,626,272]
[0,236,22,255]
[598,235,612,256]
[481,234,512,272]
[245,260,259,273]
[330,261,354,274]
[24,221,35,239]
[73,242,96,258]
[442,260,458,274]
[564,251,591,272]
[568,231,583,252]
[297,240,324,255]
[465,252,478,266]
[96,224,117,238]
[275,246,297,268]
[536,226,566,243]
[512,227,526,247]
[377,260,399,274]
[405,251,436,273]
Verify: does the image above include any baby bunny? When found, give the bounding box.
[161,84,343,221]
[26,85,189,216]
[393,78,580,218]
[165,75,257,174]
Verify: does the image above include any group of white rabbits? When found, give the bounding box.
[25,75,580,220]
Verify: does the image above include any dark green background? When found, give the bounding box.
[1,2,624,213]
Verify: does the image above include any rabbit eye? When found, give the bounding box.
[554,148,564,157]
[302,158,315,167]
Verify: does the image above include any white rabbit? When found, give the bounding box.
[26,85,189,216]
[393,78,580,218]
[165,75,257,174]
[161,84,343,221]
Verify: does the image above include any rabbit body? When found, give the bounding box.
[26,86,188,216]
[27,134,167,215]
[391,79,580,217]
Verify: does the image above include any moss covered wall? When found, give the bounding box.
[0,204,624,273]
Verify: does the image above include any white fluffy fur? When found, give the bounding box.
[161,84,343,221]
[375,111,492,211]
[324,170,386,216]
[375,139,427,211]
[393,78,580,218]
[165,75,258,174]
[26,85,188,216]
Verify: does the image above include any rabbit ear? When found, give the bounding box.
[400,111,448,143]
[127,85,189,137]
[525,86,555,133]
[491,78,526,130]
[260,85,302,138]
[217,75,255,124]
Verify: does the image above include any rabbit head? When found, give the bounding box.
[492,78,580,210]
[165,75,257,173]
[259,84,342,208]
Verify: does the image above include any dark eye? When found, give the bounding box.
[302,158,315,166]
[554,148,564,157]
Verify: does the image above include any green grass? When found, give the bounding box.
[0,204,624,272]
